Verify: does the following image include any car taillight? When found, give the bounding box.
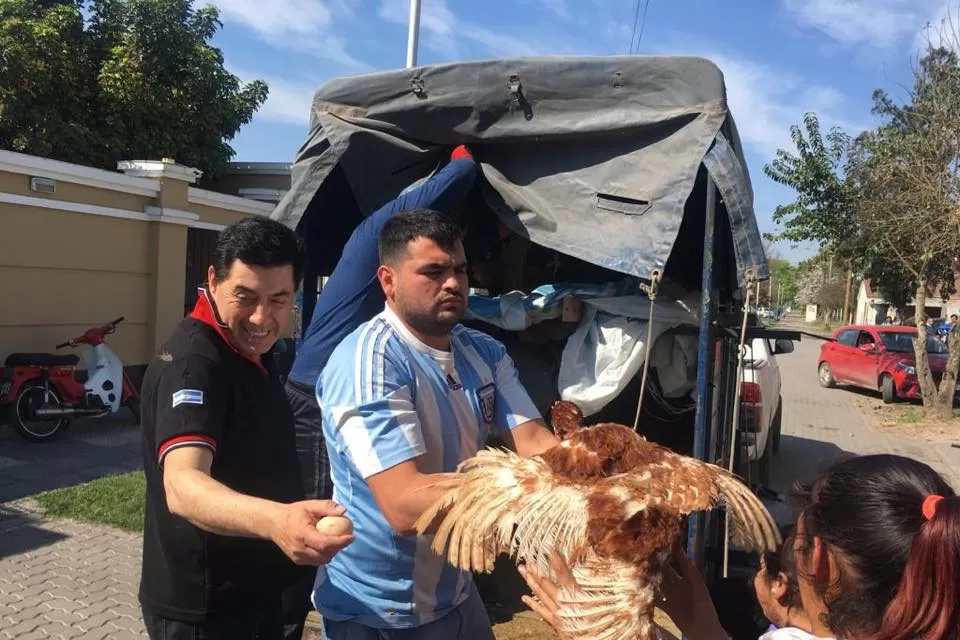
[741,381,761,404]
[740,381,763,432]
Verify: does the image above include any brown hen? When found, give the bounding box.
[414,399,781,640]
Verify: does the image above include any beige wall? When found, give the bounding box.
[0,171,150,212]
[189,203,252,227]
[0,153,285,368]
[0,202,152,364]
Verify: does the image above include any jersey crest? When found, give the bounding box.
[478,383,496,424]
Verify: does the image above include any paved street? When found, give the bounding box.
[769,334,960,497]
[1,336,959,638]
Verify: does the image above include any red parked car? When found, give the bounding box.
[818,324,955,403]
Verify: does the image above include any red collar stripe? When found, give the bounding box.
[189,288,268,375]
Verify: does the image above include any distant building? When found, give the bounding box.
[854,279,960,325]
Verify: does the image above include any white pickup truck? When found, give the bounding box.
[738,327,794,487]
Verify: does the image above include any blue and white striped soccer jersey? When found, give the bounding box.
[312,305,542,628]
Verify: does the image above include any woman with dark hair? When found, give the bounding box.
[791,454,958,640]
[522,453,959,640]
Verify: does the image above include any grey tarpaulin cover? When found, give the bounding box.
[272,55,768,285]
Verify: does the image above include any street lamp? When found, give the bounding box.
[406,0,422,68]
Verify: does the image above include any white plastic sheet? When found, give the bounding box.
[557,295,698,416]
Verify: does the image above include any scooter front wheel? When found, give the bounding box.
[13,380,70,442]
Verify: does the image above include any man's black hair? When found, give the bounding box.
[212,216,305,286]
[378,208,464,265]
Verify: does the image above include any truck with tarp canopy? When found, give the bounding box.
[271,54,796,586]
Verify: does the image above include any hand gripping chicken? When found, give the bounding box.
[414,400,781,640]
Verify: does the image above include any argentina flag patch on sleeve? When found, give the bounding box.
[172,389,204,408]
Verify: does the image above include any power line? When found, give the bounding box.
[628,0,642,53]
[628,0,651,54]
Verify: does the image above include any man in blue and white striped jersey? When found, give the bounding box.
[313,208,560,639]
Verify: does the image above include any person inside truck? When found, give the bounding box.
[522,453,960,640]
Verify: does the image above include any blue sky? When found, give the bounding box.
[206,0,953,263]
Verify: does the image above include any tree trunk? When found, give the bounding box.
[842,269,853,324]
[937,323,960,416]
[914,282,950,418]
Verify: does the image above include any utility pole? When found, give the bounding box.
[406,0,422,68]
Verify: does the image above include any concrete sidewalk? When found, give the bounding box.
[0,416,146,639]
[1,500,146,639]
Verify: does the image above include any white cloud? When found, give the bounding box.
[780,0,942,49]
[200,0,369,69]
[460,23,573,57]
[916,1,960,51]
[539,0,571,21]
[378,0,575,59]
[205,0,332,36]
[233,67,317,126]
[708,53,867,156]
[378,0,459,57]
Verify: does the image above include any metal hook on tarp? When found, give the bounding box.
[508,74,533,121]
[410,75,426,98]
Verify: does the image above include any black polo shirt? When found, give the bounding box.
[138,288,305,621]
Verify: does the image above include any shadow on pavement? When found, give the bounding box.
[760,434,855,528]
[770,434,854,495]
[0,503,69,559]
[0,413,142,502]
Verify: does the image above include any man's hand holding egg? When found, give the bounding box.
[269,500,355,566]
[316,515,354,536]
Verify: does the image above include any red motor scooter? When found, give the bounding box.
[0,317,140,442]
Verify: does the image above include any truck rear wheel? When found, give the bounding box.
[771,397,783,456]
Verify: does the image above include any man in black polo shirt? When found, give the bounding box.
[138,217,354,639]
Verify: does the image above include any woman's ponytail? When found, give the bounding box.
[872,496,960,640]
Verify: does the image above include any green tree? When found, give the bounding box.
[763,113,859,260]
[762,113,861,322]
[815,279,847,321]
[0,0,99,159]
[851,46,960,418]
[0,0,267,178]
[768,258,798,307]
